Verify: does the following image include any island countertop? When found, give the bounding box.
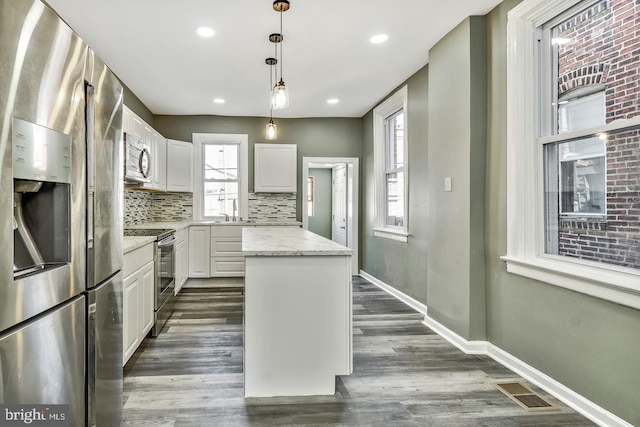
[242,227,352,256]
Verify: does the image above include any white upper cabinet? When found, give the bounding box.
[254,143,297,193]
[166,139,193,192]
[142,130,167,191]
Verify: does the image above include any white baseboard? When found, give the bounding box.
[359,270,428,315]
[359,271,633,427]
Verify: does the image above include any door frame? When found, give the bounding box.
[302,157,359,275]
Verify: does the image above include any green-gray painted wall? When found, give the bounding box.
[308,168,332,239]
[361,65,430,303]
[122,84,154,125]
[426,16,487,341]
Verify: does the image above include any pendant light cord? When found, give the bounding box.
[279,7,284,81]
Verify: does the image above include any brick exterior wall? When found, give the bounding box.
[555,0,640,270]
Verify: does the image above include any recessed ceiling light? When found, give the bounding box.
[197,27,215,37]
[213,98,225,104]
[370,34,388,44]
[327,98,339,105]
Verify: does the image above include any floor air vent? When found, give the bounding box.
[494,382,559,412]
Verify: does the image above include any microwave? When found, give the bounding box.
[123,132,151,183]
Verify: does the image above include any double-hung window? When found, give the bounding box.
[192,133,248,221]
[373,86,409,242]
[505,0,640,309]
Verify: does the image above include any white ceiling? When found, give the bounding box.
[46,0,502,118]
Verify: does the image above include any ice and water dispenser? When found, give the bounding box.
[12,118,71,278]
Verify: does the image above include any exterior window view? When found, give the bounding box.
[2,0,639,426]
[542,0,640,270]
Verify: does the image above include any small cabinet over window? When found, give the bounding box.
[167,139,193,192]
[254,143,297,193]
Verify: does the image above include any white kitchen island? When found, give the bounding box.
[242,227,353,398]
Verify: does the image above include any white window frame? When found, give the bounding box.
[373,85,409,242]
[503,0,640,310]
[192,133,248,221]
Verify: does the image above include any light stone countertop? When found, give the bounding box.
[123,236,156,254]
[242,227,352,256]
[125,220,302,230]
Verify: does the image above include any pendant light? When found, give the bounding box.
[265,57,278,140]
[271,0,290,109]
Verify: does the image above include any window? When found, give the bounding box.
[307,176,315,216]
[505,0,640,309]
[373,86,409,242]
[192,133,248,221]
[203,144,239,217]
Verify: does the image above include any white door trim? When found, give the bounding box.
[302,157,359,275]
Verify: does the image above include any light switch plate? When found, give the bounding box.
[444,176,452,192]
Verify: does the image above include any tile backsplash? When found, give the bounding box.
[248,193,297,222]
[124,190,193,225]
[124,190,296,225]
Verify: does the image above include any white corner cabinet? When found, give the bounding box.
[166,139,193,192]
[122,242,155,366]
[254,143,297,192]
[123,106,192,193]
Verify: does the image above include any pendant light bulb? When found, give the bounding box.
[266,119,277,140]
[271,79,289,110]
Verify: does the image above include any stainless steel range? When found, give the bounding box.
[124,228,177,336]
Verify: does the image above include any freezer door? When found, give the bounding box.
[86,272,123,427]
[85,50,124,289]
[0,296,85,425]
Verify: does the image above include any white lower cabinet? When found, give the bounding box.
[188,226,210,277]
[123,242,155,366]
[188,224,301,279]
[175,228,189,294]
[210,226,244,277]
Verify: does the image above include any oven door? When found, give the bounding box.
[153,234,176,336]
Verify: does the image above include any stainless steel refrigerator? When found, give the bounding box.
[0,1,123,425]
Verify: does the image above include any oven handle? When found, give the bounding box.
[158,236,176,247]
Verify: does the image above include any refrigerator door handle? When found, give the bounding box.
[88,191,95,249]
[87,299,97,427]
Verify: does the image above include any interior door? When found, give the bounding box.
[332,165,347,246]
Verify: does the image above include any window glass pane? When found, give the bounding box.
[204,144,238,180]
[558,92,605,133]
[203,182,238,217]
[551,1,640,134]
[386,111,404,170]
[385,171,404,227]
[307,176,314,216]
[544,127,640,270]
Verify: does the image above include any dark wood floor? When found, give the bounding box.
[122,276,593,426]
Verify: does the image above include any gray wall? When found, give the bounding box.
[426,16,487,340]
[361,65,430,303]
[153,115,362,228]
[308,168,332,239]
[484,1,640,424]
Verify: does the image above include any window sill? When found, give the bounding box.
[501,255,640,310]
[374,228,408,243]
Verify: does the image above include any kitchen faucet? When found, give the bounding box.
[232,199,237,221]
